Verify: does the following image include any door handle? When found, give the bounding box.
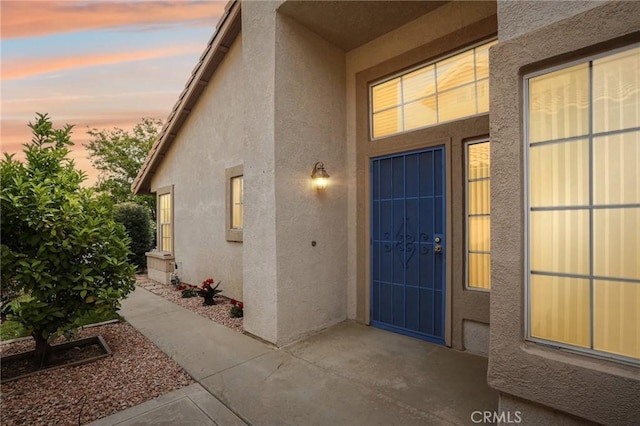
[434,236,442,254]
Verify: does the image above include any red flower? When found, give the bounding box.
[230,299,236,306]
[238,302,244,310]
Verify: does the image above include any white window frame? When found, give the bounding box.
[465,138,491,292]
[523,43,640,364]
[225,164,243,242]
[156,185,174,254]
[368,38,497,141]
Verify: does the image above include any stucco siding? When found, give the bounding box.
[490,1,640,423]
[273,14,348,345]
[497,0,605,41]
[241,0,279,343]
[150,33,244,302]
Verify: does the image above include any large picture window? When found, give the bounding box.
[525,45,639,361]
[466,140,491,290]
[370,40,497,139]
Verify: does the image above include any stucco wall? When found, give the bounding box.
[345,1,498,321]
[490,1,640,424]
[150,33,244,301]
[497,0,605,41]
[240,1,348,346]
[272,15,347,345]
[241,0,279,343]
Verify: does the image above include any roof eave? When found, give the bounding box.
[132,0,241,195]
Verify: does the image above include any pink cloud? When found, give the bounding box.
[2,45,203,80]
[1,1,227,40]
[1,113,167,186]
[1,123,97,186]
[2,115,149,156]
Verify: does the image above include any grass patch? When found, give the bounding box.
[79,310,122,326]
[0,321,26,341]
[1,310,122,341]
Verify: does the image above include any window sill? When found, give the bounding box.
[522,339,639,370]
[145,251,175,260]
[225,229,243,242]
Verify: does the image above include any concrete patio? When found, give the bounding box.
[90,286,497,425]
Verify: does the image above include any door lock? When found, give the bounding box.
[434,235,443,254]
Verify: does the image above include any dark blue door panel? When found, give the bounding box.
[371,147,446,344]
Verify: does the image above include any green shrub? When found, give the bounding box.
[0,113,136,367]
[230,305,243,318]
[114,202,152,271]
[181,288,198,298]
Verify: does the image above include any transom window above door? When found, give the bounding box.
[369,40,497,139]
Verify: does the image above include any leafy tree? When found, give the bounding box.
[113,202,152,271]
[0,113,136,367]
[86,118,161,217]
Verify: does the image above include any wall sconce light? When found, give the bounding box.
[311,162,330,190]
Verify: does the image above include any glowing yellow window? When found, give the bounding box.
[231,176,243,229]
[225,165,244,242]
[158,192,172,253]
[370,40,497,139]
[526,45,640,361]
[466,141,491,290]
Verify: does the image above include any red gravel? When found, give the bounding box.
[0,274,240,425]
[136,275,244,333]
[0,322,194,425]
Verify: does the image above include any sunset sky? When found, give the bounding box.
[1,0,226,186]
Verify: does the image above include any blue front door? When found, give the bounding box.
[371,147,446,344]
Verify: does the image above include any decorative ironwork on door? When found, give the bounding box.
[391,218,416,268]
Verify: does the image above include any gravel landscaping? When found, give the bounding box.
[135,275,243,333]
[0,321,194,425]
[0,275,241,425]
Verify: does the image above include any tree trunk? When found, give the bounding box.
[33,333,51,369]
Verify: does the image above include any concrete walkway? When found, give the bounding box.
[90,286,497,425]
